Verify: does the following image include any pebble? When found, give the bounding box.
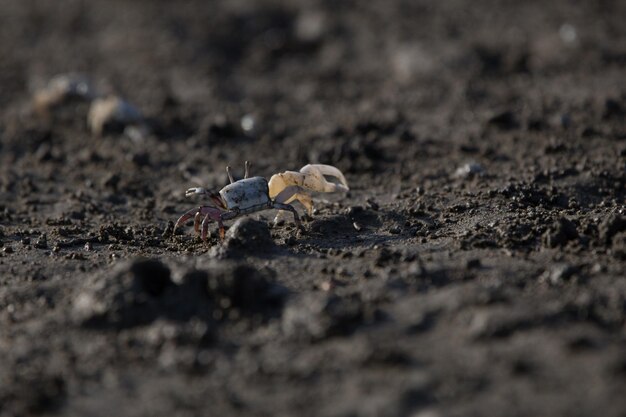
[547,263,579,285]
[88,96,143,136]
[454,162,484,178]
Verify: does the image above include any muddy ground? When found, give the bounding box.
[0,0,625,416]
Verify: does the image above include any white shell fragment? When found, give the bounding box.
[88,96,143,136]
[559,23,577,45]
[454,162,484,178]
[220,177,270,211]
[240,114,255,132]
[33,73,96,114]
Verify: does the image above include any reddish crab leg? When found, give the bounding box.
[194,212,203,234]
[173,206,223,238]
[201,214,212,241]
[174,207,202,234]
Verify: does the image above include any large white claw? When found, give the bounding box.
[268,164,349,221]
[300,164,349,191]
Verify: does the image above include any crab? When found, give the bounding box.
[174,162,349,241]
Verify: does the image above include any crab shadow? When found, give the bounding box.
[297,209,409,250]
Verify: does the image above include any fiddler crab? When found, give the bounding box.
[174,162,349,241]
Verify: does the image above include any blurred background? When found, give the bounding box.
[0,0,625,416]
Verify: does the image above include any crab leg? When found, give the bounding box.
[218,208,241,241]
[194,212,203,234]
[218,219,226,241]
[174,207,203,234]
[272,185,313,223]
[271,202,302,229]
[201,214,212,241]
[174,206,223,238]
[274,186,314,214]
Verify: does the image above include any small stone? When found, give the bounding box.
[2,246,13,254]
[124,125,150,142]
[559,23,578,44]
[455,162,484,178]
[240,114,255,132]
[319,281,333,292]
[547,263,579,285]
[295,10,326,43]
[88,96,143,136]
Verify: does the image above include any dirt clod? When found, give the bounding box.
[543,217,579,248]
[599,215,626,245]
[282,293,364,340]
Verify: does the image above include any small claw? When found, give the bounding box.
[185,187,207,197]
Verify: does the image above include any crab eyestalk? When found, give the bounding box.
[226,166,234,184]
